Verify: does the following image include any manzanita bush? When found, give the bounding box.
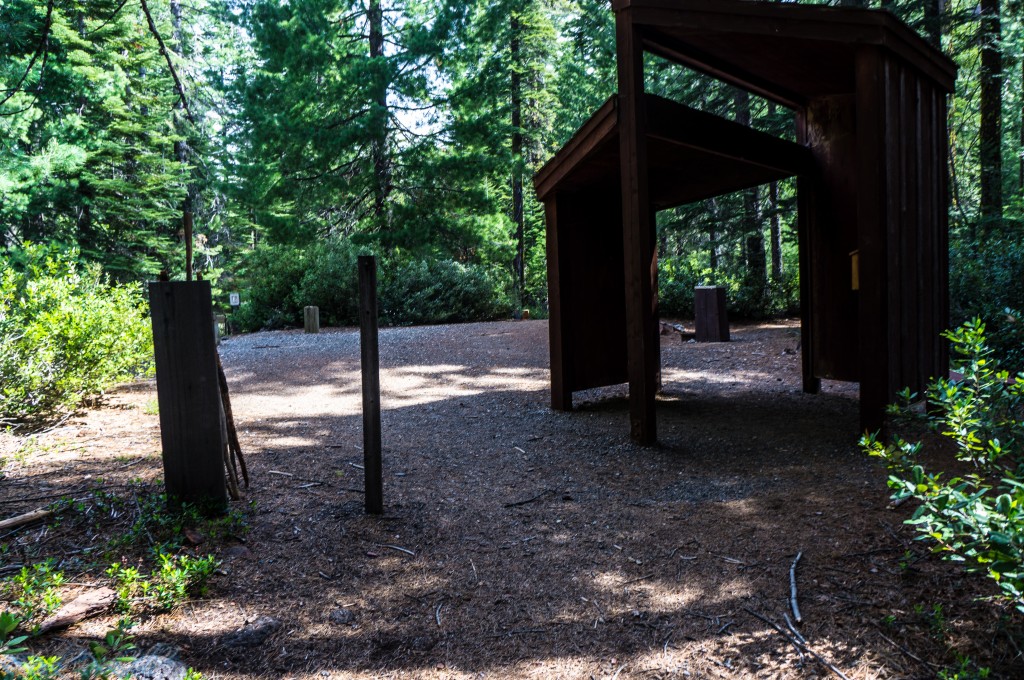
[862,319,1024,612]
[0,244,154,422]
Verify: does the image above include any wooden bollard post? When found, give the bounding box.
[148,281,227,513]
[358,256,383,515]
[304,306,320,333]
[694,285,730,342]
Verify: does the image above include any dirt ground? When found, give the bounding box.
[2,319,1022,678]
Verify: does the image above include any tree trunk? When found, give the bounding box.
[735,89,767,303]
[368,0,390,226]
[923,0,944,48]
[767,102,783,282]
[979,0,1003,233]
[510,15,525,307]
[706,198,719,274]
[171,0,194,276]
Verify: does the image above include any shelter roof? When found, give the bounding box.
[613,0,957,107]
[533,94,813,209]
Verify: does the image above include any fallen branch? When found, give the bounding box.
[379,544,415,556]
[37,587,116,633]
[217,353,249,500]
[743,607,849,680]
[620,572,656,587]
[504,489,554,508]
[790,551,803,623]
[876,629,941,672]
[0,508,53,532]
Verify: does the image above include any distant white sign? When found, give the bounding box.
[229,292,241,307]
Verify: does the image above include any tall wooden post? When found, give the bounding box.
[359,256,383,514]
[149,281,227,512]
[616,11,658,445]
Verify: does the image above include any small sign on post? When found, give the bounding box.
[229,292,240,308]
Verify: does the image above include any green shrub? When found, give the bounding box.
[379,259,511,325]
[231,242,306,332]
[294,239,361,326]
[0,244,153,422]
[658,257,799,320]
[862,319,1024,612]
[950,237,1024,371]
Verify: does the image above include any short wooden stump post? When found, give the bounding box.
[149,281,227,513]
[694,286,729,342]
[304,306,320,334]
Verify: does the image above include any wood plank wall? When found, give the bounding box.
[856,47,949,429]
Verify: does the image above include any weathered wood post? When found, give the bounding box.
[149,281,227,513]
[358,256,383,515]
[303,306,320,334]
[694,286,730,342]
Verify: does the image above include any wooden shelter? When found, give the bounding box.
[534,0,957,444]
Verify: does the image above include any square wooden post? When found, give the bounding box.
[616,11,658,445]
[694,286,730,342]
[149,281,227,512]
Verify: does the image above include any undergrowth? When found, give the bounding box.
[0,485,236,679]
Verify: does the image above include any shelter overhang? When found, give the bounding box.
[614,0,956,107]
[534,93,813,209]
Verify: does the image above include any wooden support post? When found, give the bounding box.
[304,306,320,334]
[694,286,730,342]
[149,281,227,513]
[616,12,658,445]
[856,48,890,432]
[545,196,572,411]
[358,256,383,515]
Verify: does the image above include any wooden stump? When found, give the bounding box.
[695,286,729,342]
[149,281,227,513]
[304,306,320,334]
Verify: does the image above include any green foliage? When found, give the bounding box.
[16,655,59,680]
[107,553,218,613]
[862,319,1024,611]
[950,237,1024,371]
[380,259,511,325]
[658,256,800,320]
[0,612,28,656]
[0,245,153,422]
[78,618,136,680]
[3,561,64,623]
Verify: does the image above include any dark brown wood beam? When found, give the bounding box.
[617,16,658,446]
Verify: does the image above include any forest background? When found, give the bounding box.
[1,0,1024,348]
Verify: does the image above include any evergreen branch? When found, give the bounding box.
[85,0,132,36]
[138,0,195,124]
[0,0,53,107]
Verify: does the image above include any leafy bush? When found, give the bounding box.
[107,552,218,613]
[379,259,511,325]
[230,242,306,332]
[0,244,153,422]
[950,236,1024,371]
[658,257,799,319]
[862,319,1024,612]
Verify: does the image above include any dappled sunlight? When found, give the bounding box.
[381,364,549,409]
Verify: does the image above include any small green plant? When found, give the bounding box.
[0,611,28,656]
[18,655,60,680]
[107,552,218,613]
[5,561,65,621]
[862,318,1024,611]
[142,398,159,416]
[937,653,992,680]
[78,618,136,680]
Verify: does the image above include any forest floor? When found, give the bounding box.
[1,319,1022,679]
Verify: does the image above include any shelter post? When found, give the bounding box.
[616,10,658,445]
